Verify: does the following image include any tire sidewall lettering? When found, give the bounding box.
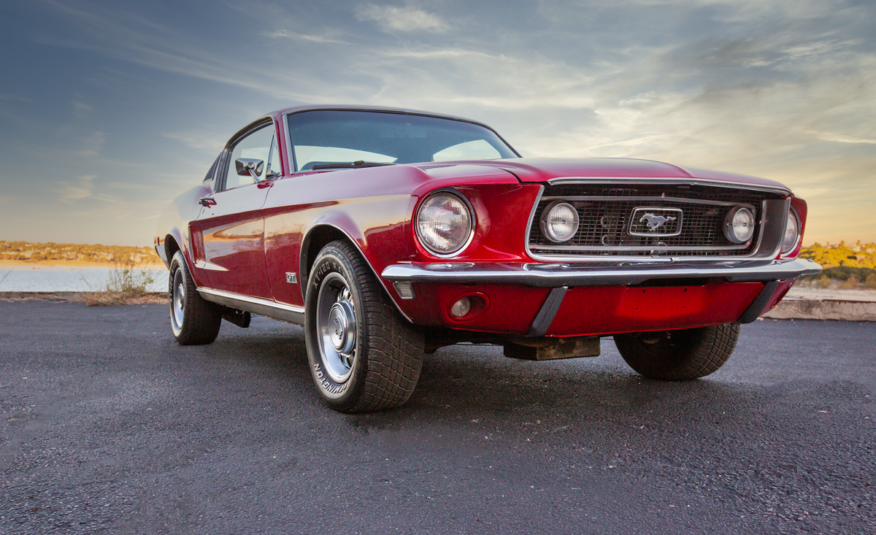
[306,250,358,400]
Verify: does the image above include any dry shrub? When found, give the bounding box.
[867,273,876,290]
[817,275,831,289]
[83,256,164,306]
[839,275,860,290]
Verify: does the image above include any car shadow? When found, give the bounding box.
[211,324,771,436]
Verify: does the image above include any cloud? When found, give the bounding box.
[77,131,105,157]
[59,175,96,203]
[0,93,32,102]
[163,131,226,153]
[72,100,93,119]
[810,131,876,145]
[356,5,448,33]
[262,29,349,45]
[11,0,876,244]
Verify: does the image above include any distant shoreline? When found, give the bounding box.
[0,260,165,270]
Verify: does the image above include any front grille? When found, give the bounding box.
[528,184,782,258]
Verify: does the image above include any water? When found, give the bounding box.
[0,267,170,292]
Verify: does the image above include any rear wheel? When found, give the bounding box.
[169,251,222,345]
[305,240,424,413]
[613,324,739,380]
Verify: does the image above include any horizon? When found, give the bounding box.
[1,0,874,246]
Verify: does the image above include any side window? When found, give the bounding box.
[266,134,282,178]
[223,124,274,190]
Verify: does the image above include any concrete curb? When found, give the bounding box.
[0,291,169,301]
[764,299,876,322]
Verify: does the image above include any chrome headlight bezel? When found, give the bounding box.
[540,201,580,243]
[780,206,801,256]
[723,206,755,245]
[415,189,476,258]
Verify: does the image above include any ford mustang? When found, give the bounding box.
[154,105,822,412]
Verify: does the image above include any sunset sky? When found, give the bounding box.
[1,0,874,246]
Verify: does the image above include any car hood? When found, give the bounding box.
[424,157,791,193]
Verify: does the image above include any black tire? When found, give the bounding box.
[613,324,740,381]
[169,251,222,345]
[304,240,424,413]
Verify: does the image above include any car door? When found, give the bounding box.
[190,120,280,299]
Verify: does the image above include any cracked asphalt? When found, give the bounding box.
[0,301,874,534]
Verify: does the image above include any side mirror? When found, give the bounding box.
[235,158,265,183]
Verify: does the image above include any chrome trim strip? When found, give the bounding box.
[198,288,305,325]
[381,258,822,288]
[282,111,296,173]
[524,184,546,256]
[194,260,230,272]
[541,195,758,207]
[532,244,750,252]
[546,177,792,195]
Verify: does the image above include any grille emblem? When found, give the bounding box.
[640,213,676,231]
[629,207,683,237]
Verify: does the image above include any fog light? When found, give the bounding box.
[541,202,579,243]
[450,297,471,318]
[724,206,755,244]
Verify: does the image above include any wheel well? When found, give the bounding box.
[301,226,350,289]
[165,235,180,264]
[300,224,413,323]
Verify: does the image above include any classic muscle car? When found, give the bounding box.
[155,105,821,412]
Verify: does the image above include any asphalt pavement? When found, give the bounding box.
[1,301,874,534]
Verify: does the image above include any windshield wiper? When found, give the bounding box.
[311,160,396,170]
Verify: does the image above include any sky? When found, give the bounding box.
[0,0,874,246]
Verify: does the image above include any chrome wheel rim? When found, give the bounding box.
[171,268,186,334]
[316,272,357,383]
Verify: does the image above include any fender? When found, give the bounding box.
[262,189,416,311]
[299,211,368,295]
[154,183,213,288]
[299,218,415,322]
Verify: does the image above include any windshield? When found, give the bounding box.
[286,110,518,171]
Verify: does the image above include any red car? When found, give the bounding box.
[155,105,821,412]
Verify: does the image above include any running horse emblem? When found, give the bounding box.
[640,213,677,231]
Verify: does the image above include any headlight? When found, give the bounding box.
[416,191,474,257]
[540,202,579,243]
[781,208,800,255]
[723,206,755,244]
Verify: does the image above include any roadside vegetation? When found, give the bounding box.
[799,241,876,290]
[0,240,158,265]
[82,256,166,306]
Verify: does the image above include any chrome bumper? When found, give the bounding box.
[381,258,822,288]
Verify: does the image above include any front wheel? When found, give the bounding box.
[304,240,424,413]
[613,324,740,381]
[169,251,222,345]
